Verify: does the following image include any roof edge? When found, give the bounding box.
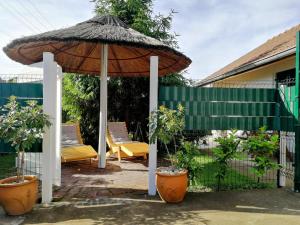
[196,47,296,87]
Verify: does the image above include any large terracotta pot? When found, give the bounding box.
[156,167,188,203]
[0,175,38,215]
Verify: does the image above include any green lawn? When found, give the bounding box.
[0,153,16,179]
[190,155,274,191]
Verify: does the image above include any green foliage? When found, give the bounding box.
[149,104,184,146]
[0,96,51,181]
[243,126,280,182]
[62,0,189,148]
[175,141,202,185]
[189,155,274,191]
[149,105,202,183]
[62,74,100,147]
[213,131,241,191]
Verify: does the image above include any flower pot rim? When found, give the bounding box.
[156,167,188,177]
[0,175,37,187]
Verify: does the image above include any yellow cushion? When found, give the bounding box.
[61,145,98,162]
[120,142,149,156]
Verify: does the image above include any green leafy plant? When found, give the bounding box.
[213,131,241,191]
[149,105,202,183]
[175,141,202,185]
[243,126,280,183]
[149,104,185,166]
[0,96,51,182]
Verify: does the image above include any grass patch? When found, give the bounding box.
[190,155,274,191]
[0,153,16,179]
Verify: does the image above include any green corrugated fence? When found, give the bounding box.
[159,86,281,131]
[0,83,43,153]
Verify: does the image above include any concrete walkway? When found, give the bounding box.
[13,189,300,225]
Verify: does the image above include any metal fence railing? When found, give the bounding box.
[0,74,43,83]
[178,130,278,191]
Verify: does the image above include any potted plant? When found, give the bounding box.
[0,96,51,215]
[149,104,201,203]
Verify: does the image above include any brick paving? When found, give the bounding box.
[54,157,149,200]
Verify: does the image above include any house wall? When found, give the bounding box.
[212,56,295,88]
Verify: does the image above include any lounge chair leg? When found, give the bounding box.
[117,150,121,162]
[143,154,147,160]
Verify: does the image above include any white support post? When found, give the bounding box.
[279,131,286,186]
[42,52,56,204]
[98,44,108,168]
[148,56,158,196]
[53,65,62,186]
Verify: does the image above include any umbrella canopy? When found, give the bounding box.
[3,15,191,77]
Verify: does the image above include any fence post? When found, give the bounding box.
[294,31,300,192]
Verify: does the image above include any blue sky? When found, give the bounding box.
[0,0,300,79]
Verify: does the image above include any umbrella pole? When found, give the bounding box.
[148,56,159,195]
[98,44,108,168]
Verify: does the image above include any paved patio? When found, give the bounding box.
[1,158,300,224]
[53,157,149,201]
[2,189,300,225]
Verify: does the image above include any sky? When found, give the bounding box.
[0,0,300,80]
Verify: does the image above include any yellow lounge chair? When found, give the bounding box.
[106,122,149,161]
[61,123,98,163]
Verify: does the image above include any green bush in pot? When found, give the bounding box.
[149,104,201,202]
[0,96,51,215]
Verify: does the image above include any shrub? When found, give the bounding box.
[243,126,280,183]
[175,141,202,185]
[149,105,202,184]
[0,96,51,182]
[213,130,241,191]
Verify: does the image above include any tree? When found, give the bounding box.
[63,0,189,148]
[0,97,51,182]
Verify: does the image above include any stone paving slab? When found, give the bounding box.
[54,157,149,200]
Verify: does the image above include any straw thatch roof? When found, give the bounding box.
[4,15,191,77]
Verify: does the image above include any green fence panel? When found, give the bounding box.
[0,83,43,153]
[160,86,276,102]
[159,86,279,131]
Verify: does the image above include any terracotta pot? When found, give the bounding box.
[0,175,38,215]
[156,168,188,203]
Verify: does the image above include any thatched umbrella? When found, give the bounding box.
[3,15,191,76]
[3,15,191,199]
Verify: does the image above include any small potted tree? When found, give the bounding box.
[149,104,201,203]
[0,96,51,215]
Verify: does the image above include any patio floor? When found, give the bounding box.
[53,157,149,201]
[3,189,300,225]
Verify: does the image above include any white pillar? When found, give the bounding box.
[53,65,62,186]
[98,44,108,168]
[279,132,286,186]
[42,52,56,203]
[148,56,158,196]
